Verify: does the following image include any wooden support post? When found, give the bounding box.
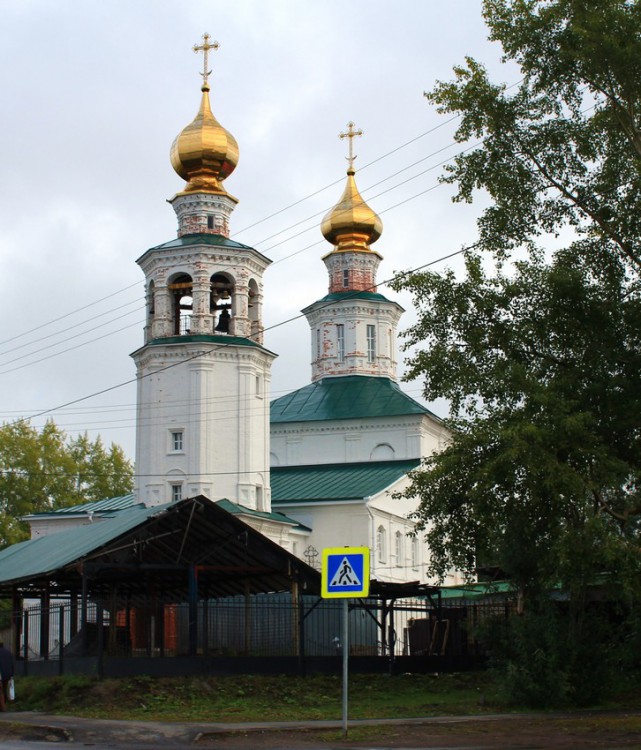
[22,609,29,674]
[188,565,198,657]
[291,579,300,657]
[81,571,89,657]
[244,582,251,655]
[70,589,78,639]
[58,604,65,676]
[41,582,50,660]
[97,605,104,678]
[11,587,21,661]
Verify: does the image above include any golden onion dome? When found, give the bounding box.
[170,82,239,195]
[321,166,383,250]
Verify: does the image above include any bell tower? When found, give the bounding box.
[132,35,276,509]
[303,122,403,382]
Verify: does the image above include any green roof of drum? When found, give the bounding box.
[148,233,256,252]
[270,376,434,423]
[271,459,421,504]
[315,291,392,303]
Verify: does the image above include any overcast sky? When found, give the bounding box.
[0,0,512,460]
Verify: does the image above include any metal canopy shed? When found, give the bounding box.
[0,495,320,603]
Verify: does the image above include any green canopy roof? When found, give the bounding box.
[270,376,435,424]
[271,459,421,504]
[0,503,166,584]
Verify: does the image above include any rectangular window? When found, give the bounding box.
[171,484,182,503]
[342,269,349,287]
[207,215,214,229]
[336,324,345,362]
[256,374,263,398]
[316,328,321,360]
[367,325,376,363]
[171,431,184,452]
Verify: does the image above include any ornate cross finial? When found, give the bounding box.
[193,33,219,87]
[339,121,363,170]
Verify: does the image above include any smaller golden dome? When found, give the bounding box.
[170,83,239,195]
[321,166,383,251]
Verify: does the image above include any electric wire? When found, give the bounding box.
[16,243,472,428]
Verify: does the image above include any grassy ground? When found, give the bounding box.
[13,672,498,722]
[10,671,641,723]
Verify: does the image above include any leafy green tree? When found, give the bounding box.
[0,421,133,548]
[392,0,641,700]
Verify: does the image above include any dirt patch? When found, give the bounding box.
[197,714,641,749]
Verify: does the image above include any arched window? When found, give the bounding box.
[168,273,193,335]
[148,280,155,317]
[211,273,234,333]
[395,531,403,567]
[411,537,419,570]
[370,443,395,460]
[376,525,387,563]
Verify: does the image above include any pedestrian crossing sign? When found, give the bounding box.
[321,547,370,598]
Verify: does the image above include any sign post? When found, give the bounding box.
[321,546,370,737]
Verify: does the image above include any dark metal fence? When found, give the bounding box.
[13,594,510,676]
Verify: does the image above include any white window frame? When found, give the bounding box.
[395,531,403,567]
[377,525,387,564]
[170,430,184,452]
[367,325,376,363]
[336,324,345,362]
[171,483,183,503]
[411,536,419,570]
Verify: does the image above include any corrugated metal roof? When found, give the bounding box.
[148,233,256,252]
[215,499,311,531]
[270,376,435,424]
[145,334,267,350]
[0,497,320,600]
[28,494,141,517]
[0,503,167,584]
[312,291,393,304]
[271,459,421,504]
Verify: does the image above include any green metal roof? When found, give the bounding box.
[148,233,256,252]
[270,376,435,424]
[215,500,311,531]
[0,503,169,584]
[314,291,393,304]
[144,334,267,350]
[26,494,141,518]
[439,581,514,600]
[271,459,421,504]
[137,233,272,267]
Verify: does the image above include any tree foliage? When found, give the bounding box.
[393,0,641,605]
[0,420,133,548]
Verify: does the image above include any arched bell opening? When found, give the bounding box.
[168,273,193,336]
[248,278,262,342]
[210,273,234,334]
[147,280,155,323]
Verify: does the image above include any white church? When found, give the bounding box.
[27,36,454,587]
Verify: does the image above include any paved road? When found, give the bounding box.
[0,711,535,747]
[1,709,640,749]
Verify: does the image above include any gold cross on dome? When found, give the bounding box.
[339,121,363,169]
[193,33,219,86]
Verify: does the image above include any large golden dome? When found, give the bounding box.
[321,166,383,251]
[170,82,239,195]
